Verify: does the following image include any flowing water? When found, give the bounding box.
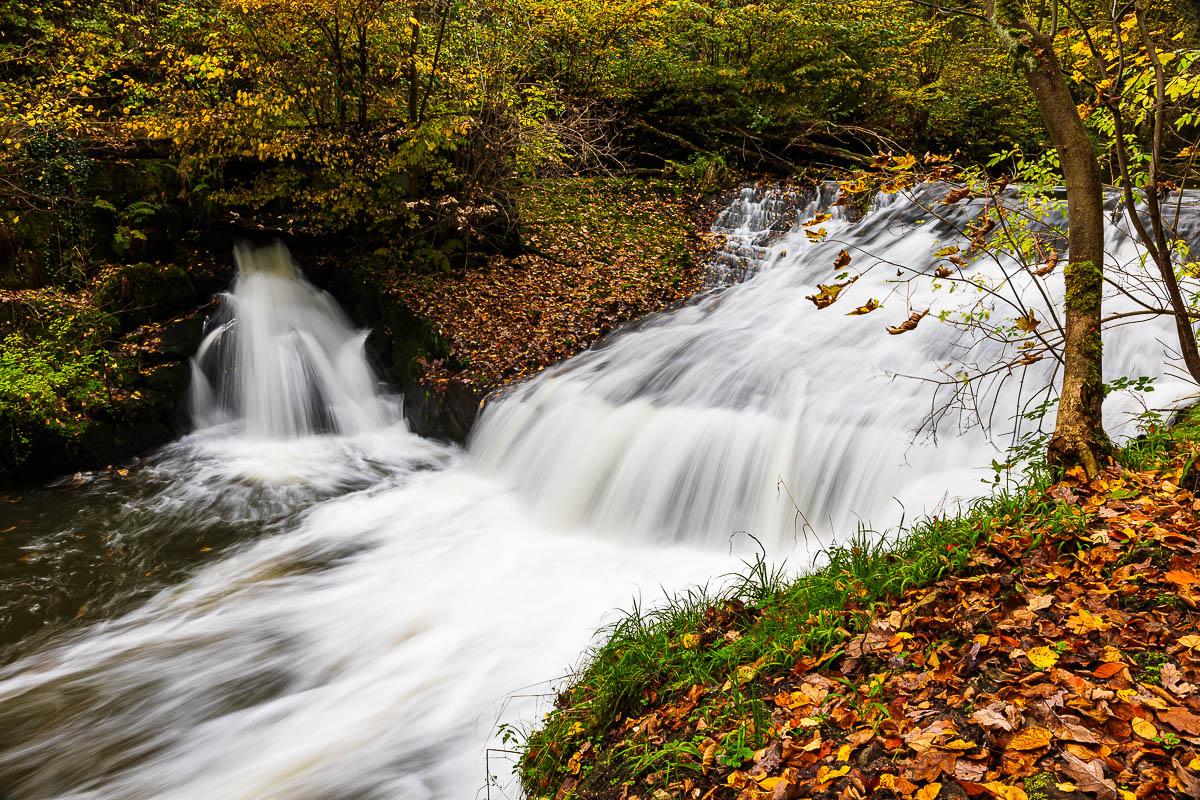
[0,188,1195,799]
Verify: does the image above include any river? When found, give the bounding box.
[0,184,1192,799]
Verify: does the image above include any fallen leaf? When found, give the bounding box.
[1067,607,1109,634]
[1166,570,1197,585]
[1059,751,1118,800]
[1026,646,1059,670]
[1008,727,1053,751]
[970,704,1015,732]
[1158,706,1200,735]
[1131,716,1158,740]
[815,764,849,783]
[1092,662,1125,679]
[981,781,1028,800]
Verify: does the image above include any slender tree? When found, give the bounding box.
[999,5,1111,474]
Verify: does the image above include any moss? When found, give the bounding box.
[93,261,197,330]
[1062,259,1103,315]
[1023,771,1057,799]
[1131,650,1170,686]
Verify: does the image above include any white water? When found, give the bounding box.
[190,242,395,438]
[0,195,1194,799]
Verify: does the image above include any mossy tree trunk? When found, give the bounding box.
[1017,22,1111,476]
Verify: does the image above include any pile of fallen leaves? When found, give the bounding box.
[386,177,712,391]
[552,460,1200,800]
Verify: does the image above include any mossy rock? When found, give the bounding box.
[94,261,197,330]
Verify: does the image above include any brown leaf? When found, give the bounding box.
[833,249,851,270]
[942,186,972,205]
[1174,758,1200,798]
[1014,313,1040,332]
[1033,249,1059,277]
[1162,662,1196,697]
[887,309,930,335]
[970,703,1016,732]
[1158,706,1200,736]
[1059,751,1118,800]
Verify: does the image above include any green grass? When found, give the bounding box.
[518,412,1200,798]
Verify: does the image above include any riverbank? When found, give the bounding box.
[332,175,717,441]
[0,258,220,482]
[518,415,1200,800]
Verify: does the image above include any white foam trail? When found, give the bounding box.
[0,187,1193,799]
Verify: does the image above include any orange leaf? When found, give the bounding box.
[1165,570,1197,585]
[1007,727,1053,751]
[1092,662,1125,679]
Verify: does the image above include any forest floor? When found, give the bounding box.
[384,176,718,392]
[519,414,1200,800]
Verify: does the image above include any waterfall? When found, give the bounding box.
[471,183,1196,550]
[0,186,1194,800]
[189,242,396,438]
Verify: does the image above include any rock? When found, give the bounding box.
[94,262,197,331]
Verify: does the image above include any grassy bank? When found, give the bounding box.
[518,414,1200,799]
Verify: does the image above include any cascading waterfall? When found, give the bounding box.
[190,242,397,438]
[0,187,1194,800]
[471,183,1196,549]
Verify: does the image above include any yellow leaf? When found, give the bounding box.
[847,298,880,316]
[1067,607,1109,634]
[941,739,978,751]
[917,784,942,800]
[816,764,850,783]
[1026,646,1059,670]
[680,633,700,649]
[836,744,853,762]
[981,782,1028,800]
[1132,717,1157,739]
[1008,727,1052,751]
[1179,635,1200,650]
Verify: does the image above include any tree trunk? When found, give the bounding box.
[1019,26,1110,476]
[408,20,420,124]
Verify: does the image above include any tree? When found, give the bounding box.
[996,4,1111,474]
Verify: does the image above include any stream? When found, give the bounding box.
[0,185,1193,799]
